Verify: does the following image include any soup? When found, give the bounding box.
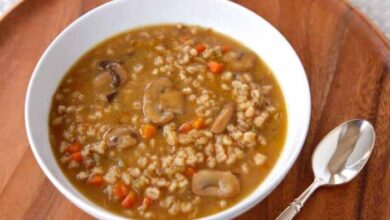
[49,24,287,219]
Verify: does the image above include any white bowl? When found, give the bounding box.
[25,0,311,219]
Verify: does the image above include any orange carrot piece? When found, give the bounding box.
[178,122,193,133]
[185,167,197,178]
[143,197,153,207]
[140,124,157,139]
[71,151,82,163]
[122,191,137,208]
[114,182,129,199]
[87,175,104,186]
[66,143,81,153]
[207,61,224,74]
[195,44,206,53]
[192,117,205,129]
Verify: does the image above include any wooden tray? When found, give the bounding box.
[0,0,389,219]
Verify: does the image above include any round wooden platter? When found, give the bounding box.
[0,0,389,219]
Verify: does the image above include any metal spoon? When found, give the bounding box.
[276,119,375,220]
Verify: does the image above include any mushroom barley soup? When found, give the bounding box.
[49,24,287,219]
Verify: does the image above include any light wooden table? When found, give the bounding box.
[0,0,389,219]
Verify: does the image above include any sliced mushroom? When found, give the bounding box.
[159,90,184,114]
[223,51,257,72]
[143,77,184,124]
[94,61,128,89]
[211,103,235,133]
[192,170,240,198]
[103,126,138,149]
[93,61,128,102]
[107,62,128,86]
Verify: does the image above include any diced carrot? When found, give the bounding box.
[71,151,82,163]
[221,44,231,53]
[195,44,206,54]
[114,182,129,199]
[66,143,81,153]
[185,166,197,178]
[143,197,153,208]
[140,124,157,139]
[178,122,193,133]
[87,175,104,186]
[207,61,224,74]
[192,117,205,129]
[121,191,137,208]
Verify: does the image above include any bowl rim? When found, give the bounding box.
[25,0,311,219]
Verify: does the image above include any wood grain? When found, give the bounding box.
[0,0,389,219]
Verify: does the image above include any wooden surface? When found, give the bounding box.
[0,0,389,219]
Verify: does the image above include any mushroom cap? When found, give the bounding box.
[192,170,240,198]
[143,77,184,124]
[103,126,138,149]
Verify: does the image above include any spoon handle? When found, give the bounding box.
[276,178,323,220]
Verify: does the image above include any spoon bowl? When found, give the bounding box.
[312,119,375,185]
[276,119,375,220]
